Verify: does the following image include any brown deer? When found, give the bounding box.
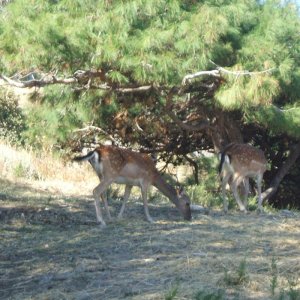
[73,145,192,226]
[218,143,267,213]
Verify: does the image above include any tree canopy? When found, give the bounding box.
[0,0,300,205]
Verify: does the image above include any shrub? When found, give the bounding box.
[185,155,222,208]
[0,90,26,145]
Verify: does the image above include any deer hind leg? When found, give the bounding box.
[221,172,231,213]
[256,173,264,213]
[242,178,250,210]
[118,185,133,219]
[140,183,154,223]
[231,175,247,213]
[92,180,113,226]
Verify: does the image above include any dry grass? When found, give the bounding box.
[1,142,300,300]
[0,141,97,195]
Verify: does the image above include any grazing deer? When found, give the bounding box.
[73,145,192,226]
[218,143,267,213]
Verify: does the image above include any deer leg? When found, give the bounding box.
[221,172,231,213]
[118,185,133,219]
[257,173,264,213]
[231,175,247,212]
[242,178,250,209]
[101,192,112,220]
[92,180,113,226]
[140,183,154,223]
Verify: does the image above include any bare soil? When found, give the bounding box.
[0,178,299,300]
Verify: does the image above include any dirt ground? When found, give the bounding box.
[0,178,300,300]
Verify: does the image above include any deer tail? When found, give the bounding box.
[73,150,96,162]
[218,151,231,174]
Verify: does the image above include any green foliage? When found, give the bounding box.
[270,256,278,297]
[245,105,300,139]
[0,90,26,145]
[194,289,224,300]
[0,0,262,83]
[277,279,300,300]
[13,162,27,178]
[224,258,249,286]
[186,156,222,208]
[23,86,87,148]
[0,0,300,150]
[164,284,179,300]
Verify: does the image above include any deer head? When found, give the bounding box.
[176,186,192,220]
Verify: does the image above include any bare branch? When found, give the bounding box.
[182,70,220,85]
[0,74,77,88]
[115,85,153,93]
[210,60,275,76]
[181,62,275,86]
[1,71,154,94]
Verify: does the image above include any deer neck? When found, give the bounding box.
[153,174,179,207]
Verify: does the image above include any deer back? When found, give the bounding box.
[221,143,267,177]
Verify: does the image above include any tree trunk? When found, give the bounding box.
[210,111,243,152]
[262,141,300,201]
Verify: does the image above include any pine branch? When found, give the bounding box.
[0,73,77,88]
[181,61,275,86]
[182,70,221,85]
[0,71,153,93]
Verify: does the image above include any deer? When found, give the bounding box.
[73,145,192,226]
[218,143,267,213]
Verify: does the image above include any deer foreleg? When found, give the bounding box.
[92,180,113,226]
[141,184,154,223]
[118,185,133,219]
[101,192,112,220]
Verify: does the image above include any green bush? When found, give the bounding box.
[186,156,223,208]
[0,90,26,145]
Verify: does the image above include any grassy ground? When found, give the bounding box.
[1,176,300,300]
